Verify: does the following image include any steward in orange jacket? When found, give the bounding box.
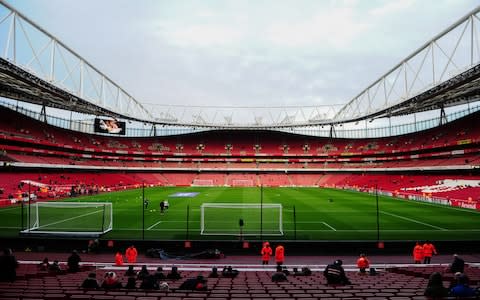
[125,245,138,264]
[422,241,437,264]
[356,253,370,273]
[261,242,272,265]
[275,245,285,266]
[413,242,424,264]
[115,252,124,266]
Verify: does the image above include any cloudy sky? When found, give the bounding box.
[3,0,480,123]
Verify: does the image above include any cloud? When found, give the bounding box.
[369,0,415,17]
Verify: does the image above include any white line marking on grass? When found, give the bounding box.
[322,222,337,231]
[38,210,102,229]
[0,207,20,213]
[147,220,162,230]
[380,210,447,231]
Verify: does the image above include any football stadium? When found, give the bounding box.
[1,1,480,298]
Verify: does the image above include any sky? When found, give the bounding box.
[2,0,480,125]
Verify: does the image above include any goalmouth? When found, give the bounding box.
[20,202,113,238]
[200,203,283,236]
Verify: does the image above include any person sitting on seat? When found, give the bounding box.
[179,275,207,291]
[101,271,122,289]
[67,250,81,273]
[137,265,150,281]
[272,265,288,282]
[208,267,219,278]
[424,272,449,299]
[125,265,135,277]
[154,266,166,280]
[293,266,312,276]
[140,274,159,290]
[323,259,351,285]
[222,266,239,278]
[166,266,181,280]
[449,274,477,298]
[39,257,50,271]
[81,272,99,289]
[125,276,136,289]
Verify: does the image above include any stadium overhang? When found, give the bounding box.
[0,1,479,129]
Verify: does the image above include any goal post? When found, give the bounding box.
[200,203,283,236]
[21,201,113,237]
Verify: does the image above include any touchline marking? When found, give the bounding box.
[38,210,103,229]
[322,222,337,231]
[147,220,163,230]
[380,210,447,231]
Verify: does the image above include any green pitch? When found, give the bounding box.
[1,187,480,241]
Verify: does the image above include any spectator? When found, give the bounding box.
[154,266,166,280]
[271,265,288,282]
[356,253,370,274]
[261,241,272,265]
[81,272,99,289]
[449,274,477,298]
[39,257,50,271]
[208,267,219,278]
[124,276,136,289]
[67,250,81,272]
[222,266,239,278]
[275,244,285,266]
[48,260,62,273]
[424,272,449,299]
[125,245,138,264]
[324,259,351,285]
[167,266,182,280]
[137,265,150,281]
[88,239,100,254]
[293,267,312,276]
[0,248,18,282]
[114,252,124,266]
[159,281,169,291]
[140,274,159,290]
[179,275,207,291]
[125,265,136,277]
[101,271,122,289]
[413,241,424,264]
[423,241,437,264]
[448,254,465,273]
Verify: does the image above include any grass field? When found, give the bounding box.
[1,187,480,241]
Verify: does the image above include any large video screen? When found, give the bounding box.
[94,118,126,135]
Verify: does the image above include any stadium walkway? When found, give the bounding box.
[12,252,480,271]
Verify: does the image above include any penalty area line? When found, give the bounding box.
[322,222,337,231]
[147,220,162,230]
[380,210,447,231]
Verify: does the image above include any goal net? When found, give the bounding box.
[231,179,254,187]
[192,179,215,186]
[21,202,113,236]
[200,203,283,236]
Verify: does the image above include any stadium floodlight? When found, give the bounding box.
[21,202,113,237]
[200,203,283,236]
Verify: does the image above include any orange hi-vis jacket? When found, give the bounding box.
[423,243,437,257]
[261,246,272,261]
[413,244,424,261]
[357,257,370,269]
[115,252,124,266]
[275,245,285,263]
[125,246,138,263]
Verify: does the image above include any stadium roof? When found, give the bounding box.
[0,1,479,128]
